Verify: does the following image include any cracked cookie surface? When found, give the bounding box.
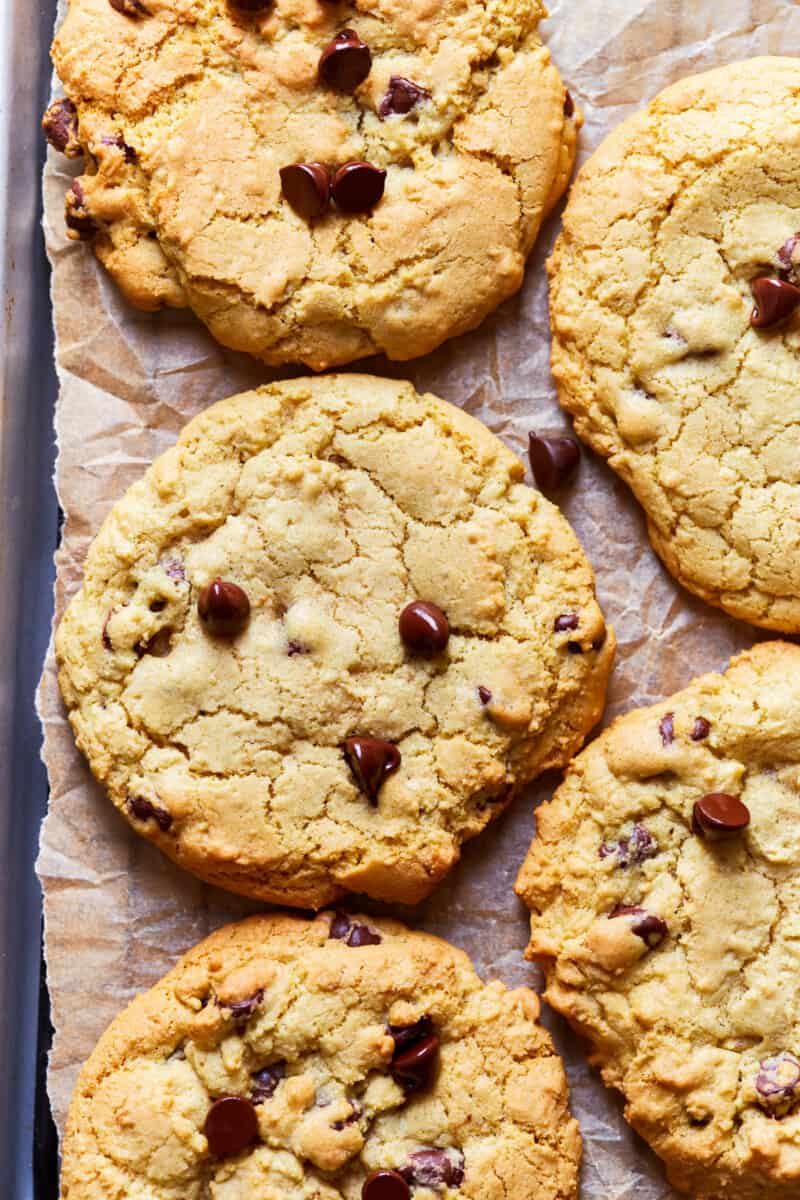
[516,641,800,1200]
[548,57,800,632]
[49,0,578,368]
[55,375,614,907]
[59,911,582,1200]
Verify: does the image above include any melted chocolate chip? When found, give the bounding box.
[225,991,264,1019]
[401,1148,465,1190]
[347,923,382,947]
[389,1020,439,1093]
[137,628,172,658]
[750,276,800,328]
[756,1053,800,1112]
[610,905,668,948]
[528,434,580,493]
[362,1170,411,1200]
[600,824,657,868]
[42,98,81,157]
[564,90,575,118]
[65,179,97,239]
[778,233,800,283]
[280,162,330,220]
[331,161,386,213]
[287,639,310,657]
[693,793,750,840]
[109,0,149,15]
[399,601,449,654]
[691,717,711,741]
[251,1062,285,1103]
[198,579,250,637]
[127,795,172,832]
[554,613,580,632]
[319,30,372,92]
[329,911,352,941]
[659,713,675,746]
[567,641,583,655]
[203,1095,259,1157]
[344,737,400,803]
[477,685,492,706]
[101,132,137,163]
[379,76,430,118]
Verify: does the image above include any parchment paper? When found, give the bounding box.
[36,2,800,1194]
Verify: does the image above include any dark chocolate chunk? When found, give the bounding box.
[280,162,330,220]
[379,76,430,118]
[691,717,711,741]
[109,0,149,15]
[778,233,800,283]
[343,737,400,803]
[318,30,372,92]
[564,90,575,118]
[659,712,675,746]
[347,923,382,947]
[528,434,580,492]
[389,1022,439,1093]
[42,98,81,157]
[476,685,492,706]
[203,1095,259,1157]
[362,1170,411,1200]
[610,905,668,948]
[756,1053,800,1113]
[127,795,172,832]
[329,911,353,941]
[401,1148,465,1190]
[750,276,800,328]
[65,179,98,239]
[331,161,386,213]
[693,792,750,840]
[399,601,449,654]
[251,1062,285,1103]
[198,579,250,637]
[225,990,264,1019]
[554,613,579,632]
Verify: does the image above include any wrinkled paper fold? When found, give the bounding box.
[38,3,800,1194]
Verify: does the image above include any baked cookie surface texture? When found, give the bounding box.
[548,57,800,631]
[516,642,800,1200]
[55,375,614,908]
[59,912,582,1200]
[48,0,578,368]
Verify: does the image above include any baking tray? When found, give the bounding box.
[0,0,61,1194]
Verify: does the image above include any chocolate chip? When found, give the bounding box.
[600,824,658,868]
[567,641,583,655]
[750,276,800,328]
[756,1053,800,1113]
[564,90,575,118]
[391,1030,440,1094]
[554,613,580,632]
[287,639,310,657]
[65,179,97,239]
[127,795,172,832]
[137,628,172,658]
[389,1016,433,1052]
[691,717,711,741]
[42,98,81,157]
[225,991,264,1019]
[343,737,400,803]
[332,1101,361,1130]
[251,1062,285,1103]
[401,1148,465,1190]
[198,579,250,637]
[477,685,492,705]
[778,234,800,283]
[203,1095,259,1157]
[592,630,607,651]
[280,162,330,220]
[163,557,186,582]
[109,0,149,15]
[528,434,580,493]
[610,905,668,948]
[329,911,352,941]
[659,713,675,746]
[331,161,386,214]
[693,792,750,840]
[101,133,137,163]
[379,76,430,118]
[362,1170,411,1200]
[319,30,372,92]
[347,923,382,947]
[399,601,449,654]
[227,0,272,11]
[102,611,114,651]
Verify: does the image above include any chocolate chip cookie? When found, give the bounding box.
[59,911,582,1199]
[516,641,800,1200]
[548,57,800,631]
[55,375,614,908]
[46,0,578,369]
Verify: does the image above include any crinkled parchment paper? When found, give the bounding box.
[36,2,800,1193]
